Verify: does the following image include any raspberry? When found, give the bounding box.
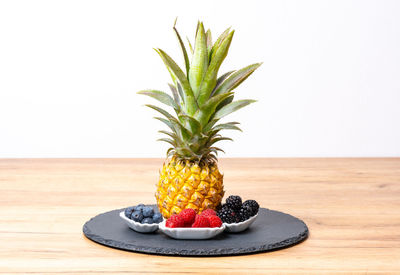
[165,214,185,228]
[178,208,196,226]
[207,215,222,227]
[201,209,216,217]
[191,215,210,228]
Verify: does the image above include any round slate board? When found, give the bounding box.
[83,206,308,256]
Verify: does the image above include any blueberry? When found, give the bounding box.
[131,210,143,222]
[134,204,145,212]
[141,217,154,224]
[124,206,135,218]
[142,207,154,218]
[152,213,163,223]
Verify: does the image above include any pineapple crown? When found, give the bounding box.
[138,19,262,165]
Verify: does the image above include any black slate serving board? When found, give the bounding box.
[83,206,308,256]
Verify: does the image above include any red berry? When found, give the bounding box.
[165,214,185,228]
[191,215,210,228]
[201,209,217,217]
[207,215,223,228]
[178,208,196,226]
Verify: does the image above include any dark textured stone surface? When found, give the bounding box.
[83,206,308,256]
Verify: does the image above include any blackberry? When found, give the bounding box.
[215,203,223,211]
[238,206,252,222]
[225,195,242,210]
[243,200,259,216]
[234,211,241,223]
[217,207,237,224]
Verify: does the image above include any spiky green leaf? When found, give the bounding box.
[196,92,234,126]
[212,123,242,132]
[178,114,202,135]
[212,71,235,95]
[157,138,176,146]
[214,99,256,120]
[176,82,185,104]
[176,147,195,157]
[213,63,262,96]
[215,95,234,113]
[197,31,234,105]
[187,36,194,55]
[154,48,197,114]
[204,120,240,133]
[146,104,191,140]
[206,29,212,58]
[207,136,233,146]
[166,147,175,157]
[211,147,225,153]
[210,147,225,155]
[203,119,218,133]
[138,90,178,110]
[158,130,178,140]
[189,22,208,96]
[145,104,175,119]
[209,27,231,62]
[173,20,190,76]
[154,117,175,132]
[209,154,218,161]
[168,84,180,105]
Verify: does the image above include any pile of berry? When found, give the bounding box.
[166,209,223,228]
[217,195,259,224]
[124,204,163,224]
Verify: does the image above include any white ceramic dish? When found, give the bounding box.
[119,211,160,233]
[158,220,225,240]
[224,213,258,233]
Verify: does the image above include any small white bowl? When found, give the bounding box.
[158,220,225,240]
[119,211,160,233]
[224,213,258,233]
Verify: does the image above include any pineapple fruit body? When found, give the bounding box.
[156,157,224,218]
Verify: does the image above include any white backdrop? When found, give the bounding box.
[1,0,399,158]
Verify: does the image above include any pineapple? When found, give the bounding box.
[138,20,261,218]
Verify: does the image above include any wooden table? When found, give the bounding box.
[1,158,399,274]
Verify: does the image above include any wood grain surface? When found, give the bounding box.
[0,158,399,274]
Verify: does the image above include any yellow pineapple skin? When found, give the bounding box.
[155,158,224,218]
